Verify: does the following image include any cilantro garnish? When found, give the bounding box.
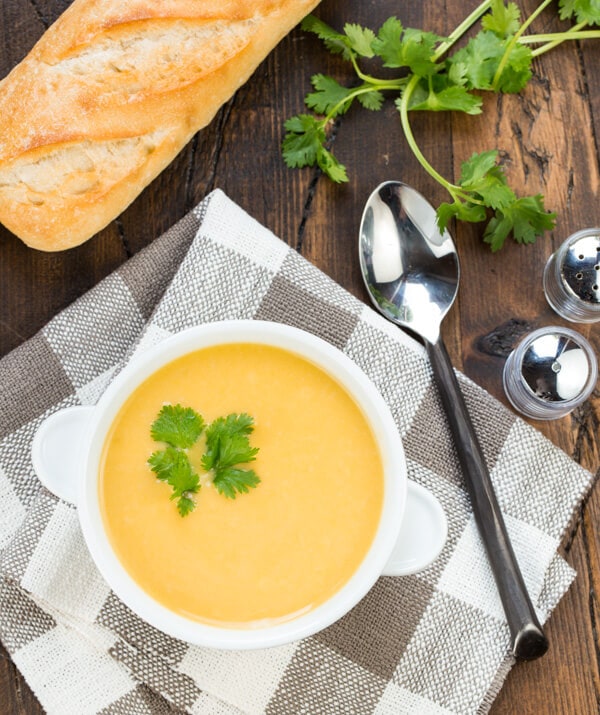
[148,445,200,516]
[202,414,260,499]
[148,445,183,480]
[148,405,260,516]
[282,0,600,249]
[150,404,204,449]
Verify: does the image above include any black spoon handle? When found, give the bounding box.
[426,337,548,661]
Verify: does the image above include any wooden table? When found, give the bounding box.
[1,1,599,712]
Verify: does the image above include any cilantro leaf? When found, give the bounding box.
[459,149,499,184]
[305,74,353,116]
[372,19,442,76]
[406,77,482,114]
[559,0,600,24]
[343,23,376,58]
[357,89,385,111]
[202,414,261,499]
[150,404,204,449]
[216,432,259,469]
[282,114,325,168]
[447,60,469,88]
[437,201,487,232]
[282,114,348,182]
[482,0,521,37]
[458,150,516,209]
[148,446,181,480]
[484,195,556,251]
[495,44,533,93]
[147,447,199,517]
[474,173,515,209]
[301,15,353,59]
[420,84,482,114]
[448,32,501,89]
[166,452,199,499]
[202,414,258,472]
[225,412,255,434]
[448,31,532,93]
[370,17,405,67]
[400,28,445,77]
[316,145,348,182]
[213,467,261,499]
[177,495,196,517]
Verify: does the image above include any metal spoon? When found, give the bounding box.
[359,180,549,661]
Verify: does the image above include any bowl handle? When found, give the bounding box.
[31,405,95,506]
[381,481,447,576]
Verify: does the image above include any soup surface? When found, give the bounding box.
[100,342,384,627]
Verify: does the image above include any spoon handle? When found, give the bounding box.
[426,338,549,661]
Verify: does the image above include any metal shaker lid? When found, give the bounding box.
[561,230,600,305]
[520,331,594,403]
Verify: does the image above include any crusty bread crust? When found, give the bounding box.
[0,0,320,251]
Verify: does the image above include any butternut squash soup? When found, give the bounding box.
[99,343,384,627]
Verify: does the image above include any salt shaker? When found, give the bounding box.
[503,326,597,420]
[543,228,600,323]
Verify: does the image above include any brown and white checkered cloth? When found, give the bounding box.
[0,190,594,714]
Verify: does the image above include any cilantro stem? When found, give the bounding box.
[521,23,600,57]
[392,0,494,202]
[433,0,493,60]
[491,0,553,90]
[286,3,581,246]
[349,54,407,89]
[393,0,496,208]
[323,81,405,127]
[339,0,494,202]
[398,75,466,200]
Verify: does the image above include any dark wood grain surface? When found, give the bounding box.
[1,1,599,712]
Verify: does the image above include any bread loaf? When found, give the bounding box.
[0,0,320,251]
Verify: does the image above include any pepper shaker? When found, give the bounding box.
[503,326,597,420]
[543,228,600,323]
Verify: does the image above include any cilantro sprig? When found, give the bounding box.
[202,414,260,499]
[435,150,555,250]
[283,0,599,250]
[148,404,260,516]
[150,404,204,449]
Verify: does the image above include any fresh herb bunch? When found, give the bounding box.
[283,0,600,250]
[148,404,260,516]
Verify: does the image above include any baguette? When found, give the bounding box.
[0,0,320,251]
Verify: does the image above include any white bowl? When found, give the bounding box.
[33,320,446,649]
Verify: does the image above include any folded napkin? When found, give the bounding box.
[0,190,594,715]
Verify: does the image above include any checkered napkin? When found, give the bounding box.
[0,190,594,715]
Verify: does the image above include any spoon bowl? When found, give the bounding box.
[359,181,549,661]
[359,181,458,344]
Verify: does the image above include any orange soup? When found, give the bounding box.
[99,343,384,627]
